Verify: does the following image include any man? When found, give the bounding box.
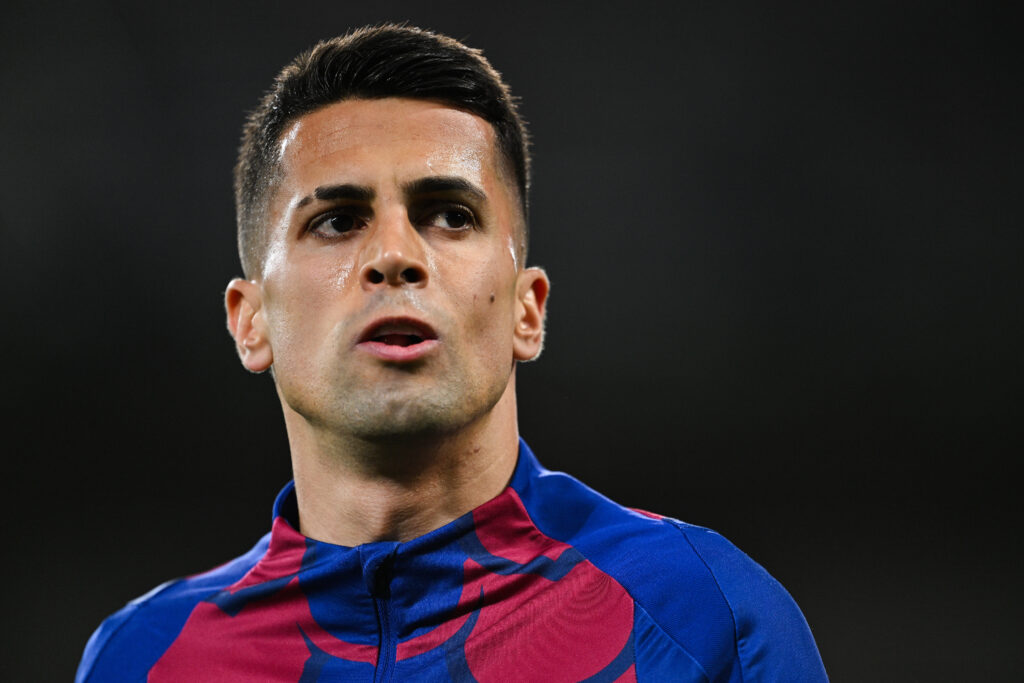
[77,25,827,682]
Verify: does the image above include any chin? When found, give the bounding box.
[341,397,467,441]
[338,383,503,443]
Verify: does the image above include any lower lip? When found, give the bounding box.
[356,339,440,362]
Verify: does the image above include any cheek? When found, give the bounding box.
[326,255,356,291]
[265,259,354,348]
[455,264,517,347]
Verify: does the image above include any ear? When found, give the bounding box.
[225,278,273,373]
[512,267,550,362]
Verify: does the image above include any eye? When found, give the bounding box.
[308,211,364,238]
[420,206,476,231]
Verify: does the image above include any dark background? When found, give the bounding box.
[2,1,1020,680]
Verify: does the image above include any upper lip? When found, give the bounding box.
[357,316,438,344]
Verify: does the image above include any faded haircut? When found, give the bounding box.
[233,24,530,278]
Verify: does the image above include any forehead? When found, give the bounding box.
[274,98,503,193]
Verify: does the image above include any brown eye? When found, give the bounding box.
[310,212,361,237]
[424,207,474,230]
[442,210,469,228]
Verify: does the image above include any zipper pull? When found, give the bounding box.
[359,543,399,596]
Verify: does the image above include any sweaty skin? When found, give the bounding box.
[225,98,549,547]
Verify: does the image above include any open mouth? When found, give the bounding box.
[374,333,426,347]
[358,317,438,348]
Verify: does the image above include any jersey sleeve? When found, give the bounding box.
[75,580,184,683]
[673,522,829,682]
[75,532,274,682]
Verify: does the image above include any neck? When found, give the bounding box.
[281,377,521,547]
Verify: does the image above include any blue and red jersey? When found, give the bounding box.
[77,440,827,681]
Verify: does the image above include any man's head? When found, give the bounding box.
[225,27,548,445]
[234,24,531,280]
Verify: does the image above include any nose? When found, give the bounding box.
[359,212,429,290]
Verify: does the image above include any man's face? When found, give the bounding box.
[231,98,546,440]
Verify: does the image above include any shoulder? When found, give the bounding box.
[75,533,271,683]
[664,521,828,681]
[515,462,827,681]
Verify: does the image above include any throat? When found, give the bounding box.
[290,439,519,546]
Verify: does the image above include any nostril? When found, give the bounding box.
[367,269,385,284]
[402,268,423,284]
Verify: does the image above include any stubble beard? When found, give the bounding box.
[302,361,512,446]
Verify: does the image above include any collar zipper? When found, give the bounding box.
[370,555,397,683]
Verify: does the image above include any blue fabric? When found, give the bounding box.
[75,534,271,683]
[678,523,827,682]
[77,439,827,681]
[511,442,827,681]
[633,604,713,682]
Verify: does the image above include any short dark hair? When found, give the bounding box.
[233,24,531,278]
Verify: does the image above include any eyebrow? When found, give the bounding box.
[295,183,375,209]
[294,176,486,209]
[402,176,487,203]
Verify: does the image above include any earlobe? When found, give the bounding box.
[225,278,273,373]
[512,267,550,362]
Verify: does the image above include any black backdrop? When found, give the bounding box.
[3,1,1020,680]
